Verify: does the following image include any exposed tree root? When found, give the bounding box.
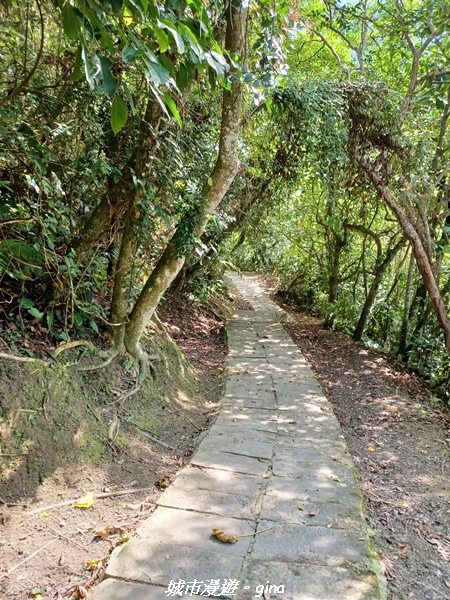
[107,383,143,405]
[77,349,119,372]
[0,352,45,364]
[51,340,95,358]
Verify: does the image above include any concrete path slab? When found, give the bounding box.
[89,273,385,600]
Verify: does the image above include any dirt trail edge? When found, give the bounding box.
[89,273,387,600]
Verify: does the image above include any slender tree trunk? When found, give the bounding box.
[356,151,450,354]
[73,100,163,264]
[107,100,164,348]
[328,239,344,304]
[353,237,405,341]
[122,0,248,374]
[397,248,415,359]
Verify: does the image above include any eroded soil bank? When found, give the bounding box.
[0,298,227,599]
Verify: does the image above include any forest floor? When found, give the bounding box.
[267,289,450,600]
[0,297,228,600]
[1,281,449,599]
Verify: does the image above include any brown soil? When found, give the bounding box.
[2,281,449,600]
[282,310,450,600]
[0,298,227,600]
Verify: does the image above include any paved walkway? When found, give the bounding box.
[90,273,386,600]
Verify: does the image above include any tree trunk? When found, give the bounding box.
[353,237,405,342]
[122,0,247,375]
[357,152,450,354]
[73,100,163,264]
[397,249,415,360]
[327,236,344,304]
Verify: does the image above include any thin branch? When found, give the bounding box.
[310,28,349,79]
[0,218,34,226]
[26,488,154,516]
[0,0,45,107]
[0,539,57,580]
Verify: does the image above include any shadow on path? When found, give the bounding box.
[90,273,386,600]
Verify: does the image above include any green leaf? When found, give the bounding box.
[71,46,84,81]
[99,56,118,98]
[155,28,169,53]
[81,41,95,89]
[19,298,35,310]
[158,20,185,54]
[61,4,81,40]
[122,46,142,63]
[144,56,171,85]
[111,95,128,134]
[178,23,204,60]
[163,92,182,127]
[89,319,99,333]
[28,307,44,321]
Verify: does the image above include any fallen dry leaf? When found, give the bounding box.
[75,492,95,509]
[367,446,375,452]
[95,527,110,540]
[74,586,88,599]
[155,479,170,489]
[95,525,126,539]
[212,528,239,543]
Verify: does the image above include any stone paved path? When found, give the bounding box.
[90,273,386,600]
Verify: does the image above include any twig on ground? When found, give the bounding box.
[26,488,154,516]
[366,491,397,506]
[206,382,224,393]
[0,538,57,580]
[238,526,272,538]
[134,425,182,453]
[47,525,90,552]
[186,416,201,432]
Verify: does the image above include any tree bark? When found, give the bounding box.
[356,150,450,354]
[73,100,163,264]
[353,237,405,342]
[397,248,415,359]
[122,0,247,374]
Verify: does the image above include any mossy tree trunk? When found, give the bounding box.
[73,100,163,265]
[122,0,248,374]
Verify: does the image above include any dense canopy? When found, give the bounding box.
[1,0,450,396]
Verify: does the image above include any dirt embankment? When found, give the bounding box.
[0,297,227,599]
